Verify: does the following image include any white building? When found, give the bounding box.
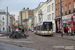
[35,0,55,32]
[27,15,34,30]
[0,9,10,32]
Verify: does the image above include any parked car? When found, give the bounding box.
[0,30,6,36]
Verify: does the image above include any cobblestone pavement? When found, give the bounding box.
[0,31,75,50]
[0,43,35,50]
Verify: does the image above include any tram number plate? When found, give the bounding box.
[47,31,49,34]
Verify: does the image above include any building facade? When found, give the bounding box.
[0,9,10,32]
[27,15,34,30]
[34,0,56,32]
[55,0,75,33]
[18,8,34,26]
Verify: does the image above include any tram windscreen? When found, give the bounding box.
[43,22,52,31]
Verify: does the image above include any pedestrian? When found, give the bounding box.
[57,27,58,33]
[66,26,69,36]
[25,27,29,36]
[64,27,66,35]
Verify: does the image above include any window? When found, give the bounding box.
[59,12,60,16]
[3,22,4,26]
[47,5,51,12]
[49,5,50,12]
[65,5,67,11]
[73,2,75,12]
[61,0,63,2]
[69,3,71,10]
[56,10,58,16]
[48,14,51,20]
[52,13,54,20]
[62,6,63,15]
[59,0,60,3]
[74,2,75,8]
[52,3,54,11]
[47,6,49,12]
[65,5,67,14]
[3,27,5,30]
[56,0,57,4]
[3,16,4,20]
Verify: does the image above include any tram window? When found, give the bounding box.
[40,25,43,31]
[34,27,36,30]
[43,22,52,31]
[38,26,40,30]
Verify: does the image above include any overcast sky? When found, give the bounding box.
[0,0,47,20]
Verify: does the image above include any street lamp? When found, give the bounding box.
[60,0,63,37]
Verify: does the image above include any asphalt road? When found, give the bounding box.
[0,43,35,50]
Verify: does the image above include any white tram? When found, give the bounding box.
[34,21,53,35]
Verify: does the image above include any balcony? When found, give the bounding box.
[73,8,75,13]
[65,11,67,15]
[69,10,71,14]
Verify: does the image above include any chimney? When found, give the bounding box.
[47,0,49,2]
[23,7,25,9]
[27,8,29,9]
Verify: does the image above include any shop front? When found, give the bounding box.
[55,18,61,33]
[62,14,75,34]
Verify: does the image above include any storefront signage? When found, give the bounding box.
[62,16,67,19]
[62,20,66,23]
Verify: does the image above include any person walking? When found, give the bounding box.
[64,27,66,34]
[66,26,69,36]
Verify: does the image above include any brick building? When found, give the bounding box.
[55,0,75,33]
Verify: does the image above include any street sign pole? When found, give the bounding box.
[7,7,8,34]
[60,0,63,37]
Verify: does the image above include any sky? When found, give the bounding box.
[0,0,47,20]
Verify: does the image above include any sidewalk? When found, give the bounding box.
[54,33,75,41]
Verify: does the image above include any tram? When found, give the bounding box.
[34,21,53,35]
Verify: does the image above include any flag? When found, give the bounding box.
[71,16,74,30]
